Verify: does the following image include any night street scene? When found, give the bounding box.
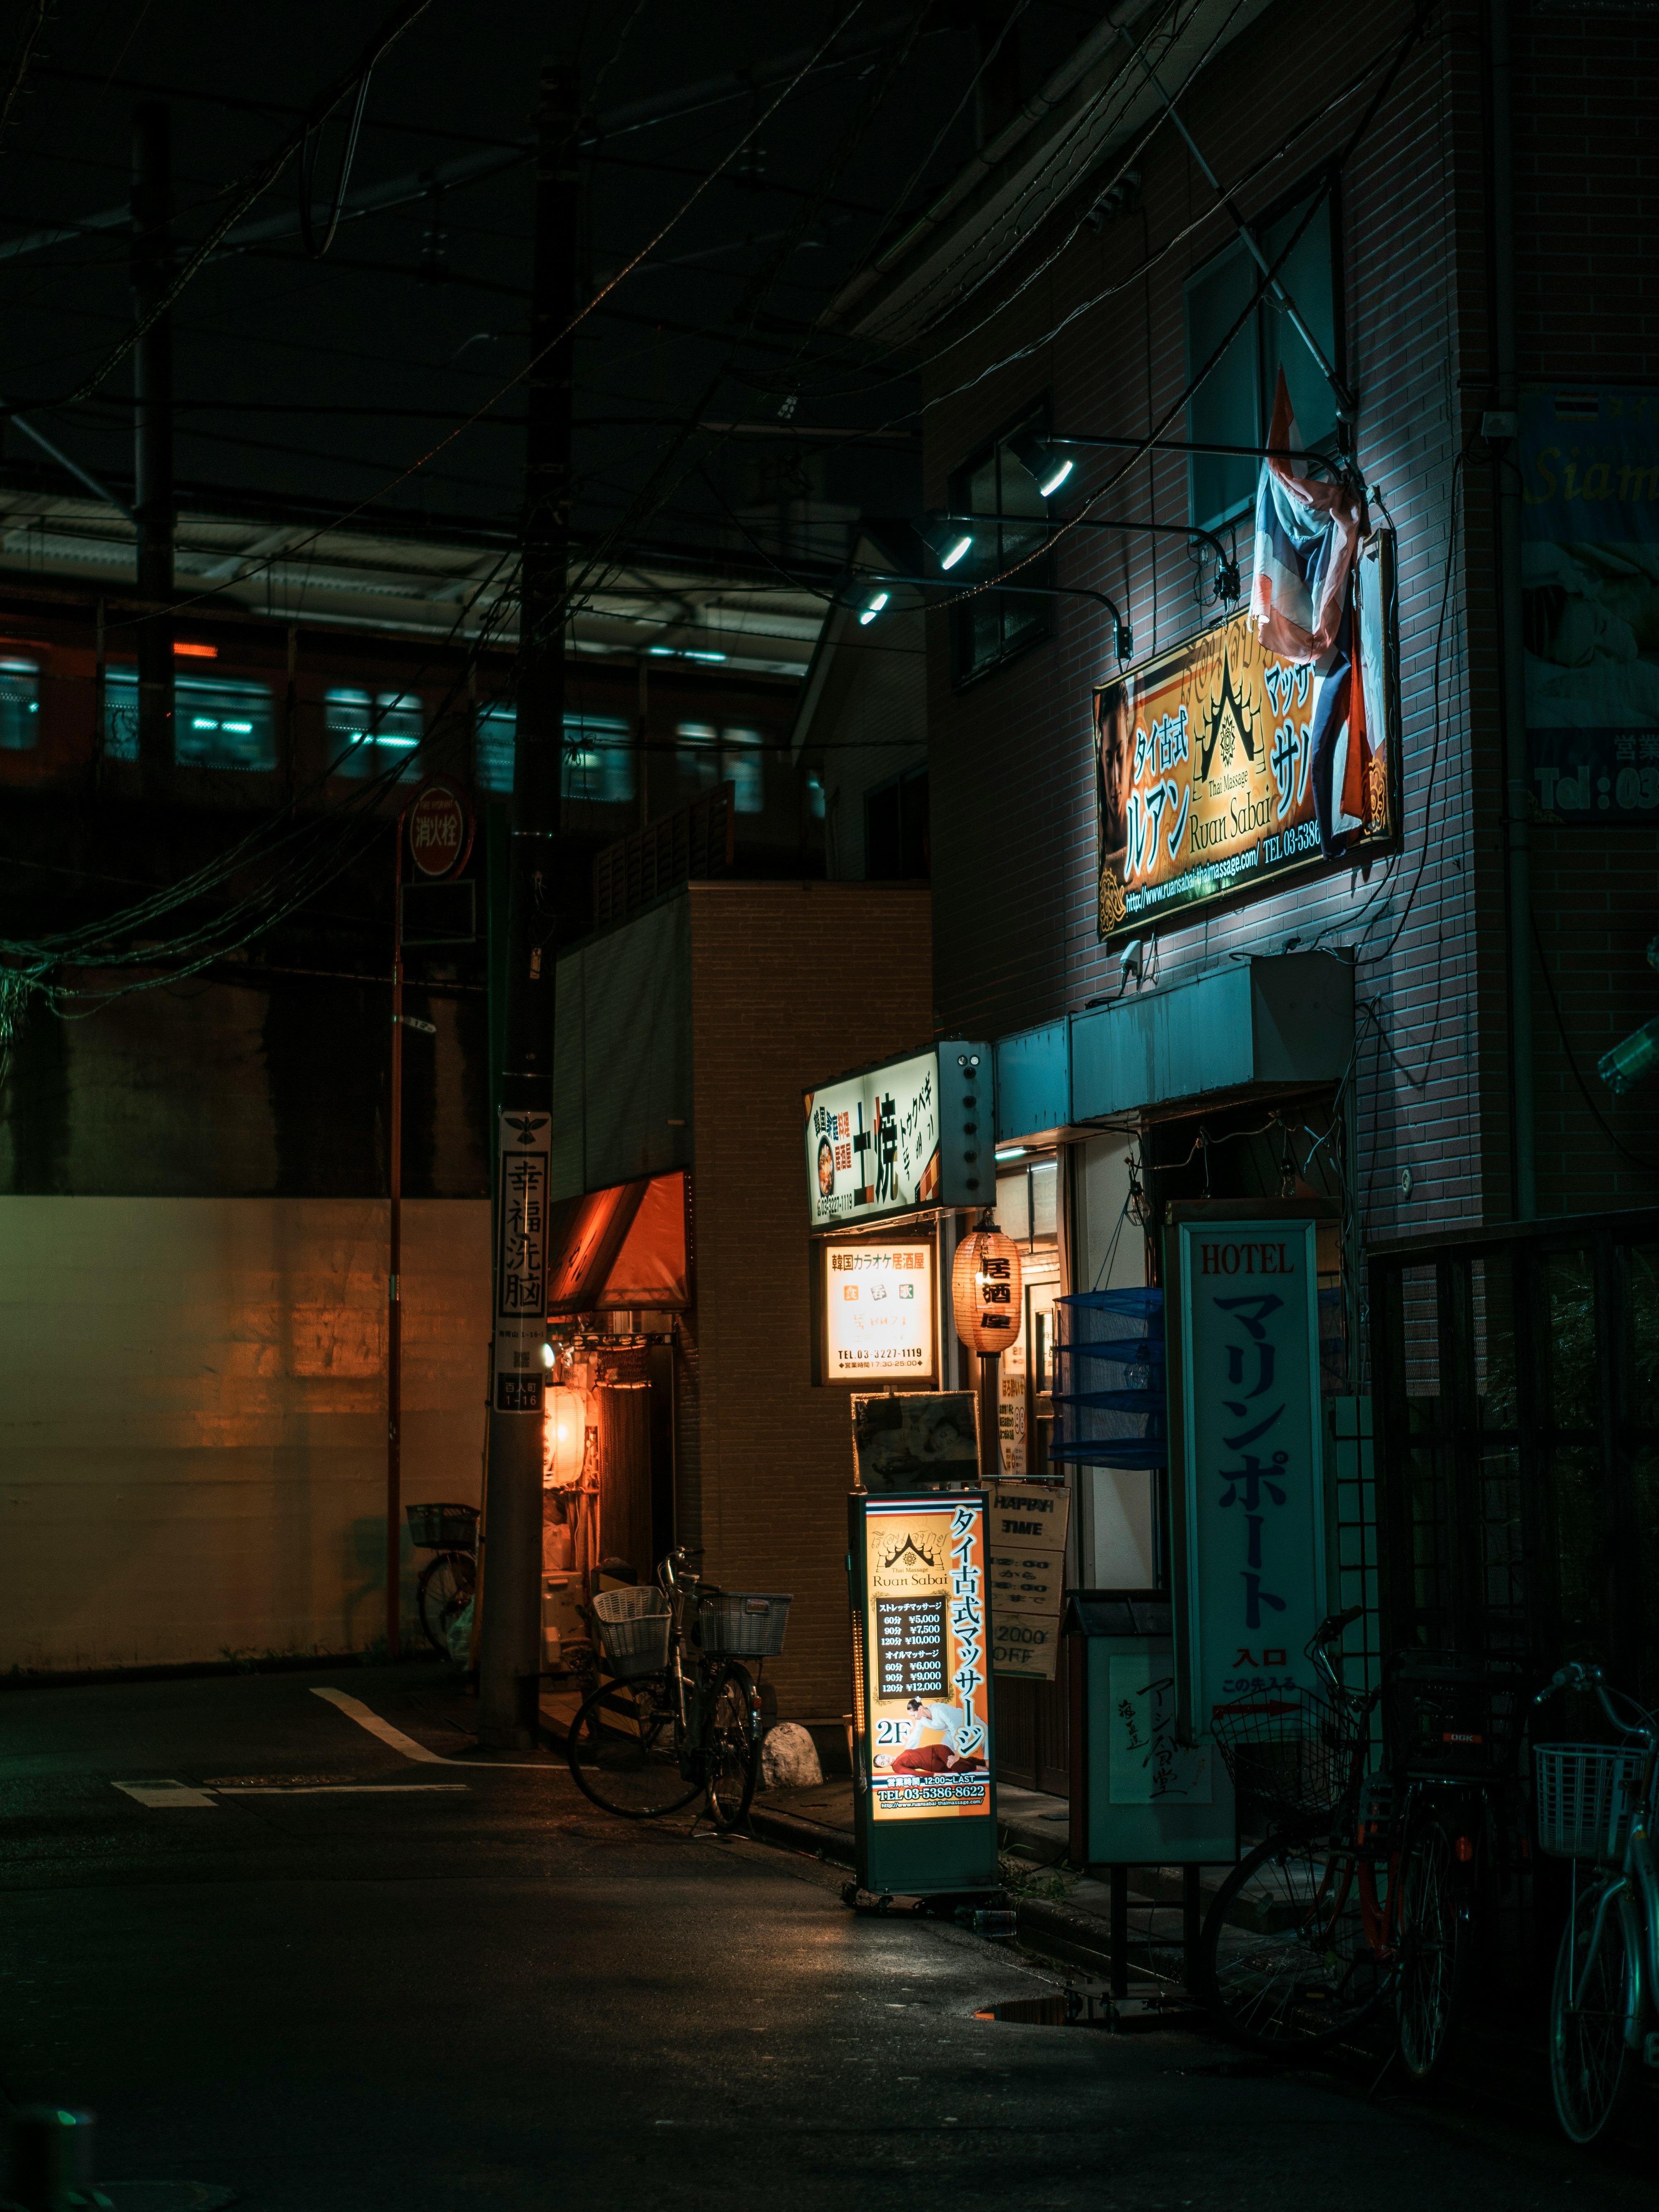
[2,0,1659,2206]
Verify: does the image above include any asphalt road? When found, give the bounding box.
[0,1662,1652,2212]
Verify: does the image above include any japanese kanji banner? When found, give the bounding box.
[1168,1218,1328,1744]
[494,1110,550,1414]
[1093,535,1398,942]
[1521,383,1659,821]
[860,1495,992,1823]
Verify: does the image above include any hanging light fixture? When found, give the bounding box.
[1007,428,1075,499]
[542,1384,590,1488]
[920,511,975,571]
[951,1225,1024,1358]
[857,589,889,627]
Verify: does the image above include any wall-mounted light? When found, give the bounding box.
[1007,428,1074,499]
[858,590,889,628]
[994,1146,1027,1163]
[920,512,974,571]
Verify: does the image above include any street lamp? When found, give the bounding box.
[848,567,1134,667]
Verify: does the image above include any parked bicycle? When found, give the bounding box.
[404,1501,478,1656]
[1534,1660,1659,2145]
[1199,1609,1528,2075]
[566,1545,789,1834]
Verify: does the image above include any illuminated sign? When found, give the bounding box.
[1093,535,1398,942]
[1521,384,1659,820]
[804,1042,990,1228]
[1169,1218,1327,1741]
[822,1242,934,1380]
[861,1495,992,1823]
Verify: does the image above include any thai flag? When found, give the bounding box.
[1251,368,1362,662]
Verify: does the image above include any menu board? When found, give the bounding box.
[987,1477,1070,1682]
[862,1496,991,1823]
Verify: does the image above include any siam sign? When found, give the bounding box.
[1093,535,1399,941]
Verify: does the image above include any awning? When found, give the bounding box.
[545,1172,689,1316]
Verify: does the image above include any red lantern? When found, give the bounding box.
[951,1227,1024,1357]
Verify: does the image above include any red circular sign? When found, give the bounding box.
[407,778,473,880]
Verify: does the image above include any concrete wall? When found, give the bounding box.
[0,1196,489,1672]
[685,881,934,1718]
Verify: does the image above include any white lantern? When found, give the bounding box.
[542,1385,589,1488]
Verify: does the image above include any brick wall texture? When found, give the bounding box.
[685,881,933,1716]
[910,0,1659,1242]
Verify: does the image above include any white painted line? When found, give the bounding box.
[113,1781,217,1808]
[309,1687,555,1769]
[213,1783,470,1795]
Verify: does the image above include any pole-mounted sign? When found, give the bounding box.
[494,1110,550,1414]
[407,776,474,879]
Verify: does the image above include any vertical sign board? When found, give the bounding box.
[848,1490,999,1897]
[494,1110,550,1413]
[1169,1218,1326,1744]
[987,1479,1071,1682]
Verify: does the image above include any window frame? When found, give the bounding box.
[947,401,1058,690]
[1182,164,1347,537]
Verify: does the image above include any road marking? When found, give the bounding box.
[113,1781,217,1808]
[309,1687,555,1769]
[213,1784,469,1795]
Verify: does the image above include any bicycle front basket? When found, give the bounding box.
[1533,1743,1647,1862]
[404,1501,478,1551]
[1211,1681,1362,1825]
[590,1587,672,1681]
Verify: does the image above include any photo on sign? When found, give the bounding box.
[851,1391,979,1489]
[1521,384,1659,821]
[863,1497,992,1823]
[822,1242,935,1382]
[1094,534,1399,942]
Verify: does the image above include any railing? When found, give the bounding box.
[592,781,735,930]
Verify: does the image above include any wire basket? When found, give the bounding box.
[1534,1743,1649,1862]
[1050,1289,1168,1470]
[589,1586,672,1680]
[697,1591,792,1658]
[1384,1659,1528,1783]
[404,1501,479,1550]
[1211,1680,1365,1825]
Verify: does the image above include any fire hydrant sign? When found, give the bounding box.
[1170,1217,1326,1742]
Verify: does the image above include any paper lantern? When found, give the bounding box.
[542,1385,590,1488]
[951,1228,1024,1358]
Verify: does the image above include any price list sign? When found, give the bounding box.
[876,1596,946,1699]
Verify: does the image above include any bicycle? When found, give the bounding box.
[1534,1660,1659,2146]
[566,1545,787,1834]
[404,1502,478,1656]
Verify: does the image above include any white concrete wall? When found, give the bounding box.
[0,1197,489,1672]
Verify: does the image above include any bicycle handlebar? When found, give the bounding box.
[1309,1605,1364,1652]
[1535,1659,1659,1745]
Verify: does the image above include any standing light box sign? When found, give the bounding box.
[494,1110,550,1414]
[1169,1219,1326,1744]
[823,1242,934,1380]
[848,1490,999,1897]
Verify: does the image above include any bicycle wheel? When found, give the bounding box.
[1199,1823,1391,2053]
[1549,1881,1636,2146]
[1395,1813,1471,2084]
[703,1662,761,1833]
[416,1552,475,1655]
[567,1674,702,1820]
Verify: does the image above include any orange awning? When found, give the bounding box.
[545,1172,688,1315]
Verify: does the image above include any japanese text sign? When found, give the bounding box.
[1094,544,1397,943]
[1171,1220,1326,1742]
[494,1109,550,1414]
[861,1496,992,1823]
[805,1049,939,1227]
[823,1241,934,1380]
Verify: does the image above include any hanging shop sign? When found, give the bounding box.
[1521,384,1659,821]
[822,1241,935,1381]
[950,1227,1024,1357]
[804,1041,990,1229]
[1093,533,1399,943]
[848,1489,999,1898]
[494,1110,550,1414]
[987,1477,1070,1682]
[1165,1214,1327,1743]
[851,1390,978,1487]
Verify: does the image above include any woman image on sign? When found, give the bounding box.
[817,1134,836,1200]
[887,1698,988,1776]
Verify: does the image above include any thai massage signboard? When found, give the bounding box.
[1165,1213,1327,1745]
[859,1494,992,1823]
[1521,384,1659,822]
[1093,533,1399,942]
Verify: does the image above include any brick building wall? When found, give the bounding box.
[686,880,932,1717]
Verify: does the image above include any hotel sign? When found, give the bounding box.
[1094,534,1399,941]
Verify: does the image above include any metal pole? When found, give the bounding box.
[478,58,579,1747]
[1109,1865,1129,1998]
[387,815,405,1658]
[131,101,173,801]
[978,1351,1000,1481]
[1491,0,1535,1219]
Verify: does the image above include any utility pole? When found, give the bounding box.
[131,101,174,801]
[477,60,579,1747]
